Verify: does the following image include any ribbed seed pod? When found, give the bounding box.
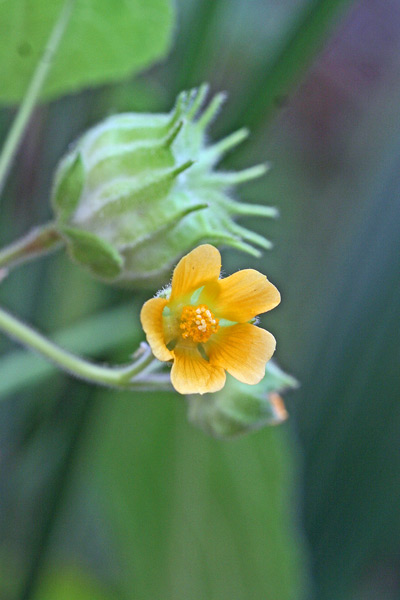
[51,85,277,288]
[187,361,297,439]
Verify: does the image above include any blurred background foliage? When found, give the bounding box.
[1,0,400,599]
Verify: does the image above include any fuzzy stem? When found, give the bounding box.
[0,0,75,197]
[0,222,64,272]
[0,306,171,392]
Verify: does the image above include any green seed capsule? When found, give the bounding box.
[51,85,278,288]
[187,361,297,439]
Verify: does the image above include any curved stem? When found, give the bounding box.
[117,344,158,381]
[0,305,171,392]
[0,222,63,271]
[0,0,75,198]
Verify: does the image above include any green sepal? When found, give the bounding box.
[52,153,85,222]
[60,226,123,279]
[263,361,299,393]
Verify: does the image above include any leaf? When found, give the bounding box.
[0,0,175,104]
[34,564,116,600]
[52,152,84,221]
[84,390,309,600]
[61,226,123,278]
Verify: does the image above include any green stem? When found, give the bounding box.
[0,222,63,271]
[117,345,158,381]
[0,305,171,392]
[0,0,75,197]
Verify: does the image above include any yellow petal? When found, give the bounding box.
[206,269,280,322]
[140,297,173,362]
[206,323,276,384]
[170,244,221,302]
[171,345,226,395]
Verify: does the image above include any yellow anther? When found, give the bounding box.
[179,304,219,343]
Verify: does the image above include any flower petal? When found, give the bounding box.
[171,345,226,395]
[206,269,280,322]
[170,244,221,301]
[140,297,173,362]
[206,323,276,384]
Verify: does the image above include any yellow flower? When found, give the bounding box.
[140,245,280,395]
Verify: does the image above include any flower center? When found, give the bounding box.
[179,304,219,343]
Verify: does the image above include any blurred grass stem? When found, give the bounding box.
[240,0,356,131]
[0,0,75,199]
[0,306,170,393]
[18,391,96,600]
[175,0,221,90]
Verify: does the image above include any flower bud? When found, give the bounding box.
[51,85,277,287]
[187,361,297,439]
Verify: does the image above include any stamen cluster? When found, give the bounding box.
[179,304,219,343]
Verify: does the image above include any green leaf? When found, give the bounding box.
[34,565,116,600]
[0,0,175,104]
[52,152,84,221]
[85,390,309,600]
[61,226,123,278]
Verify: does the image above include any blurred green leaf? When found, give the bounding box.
[85,390,309,600]
[0,0,175,104]
[294,148,400,600]
[34,564,116,600]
